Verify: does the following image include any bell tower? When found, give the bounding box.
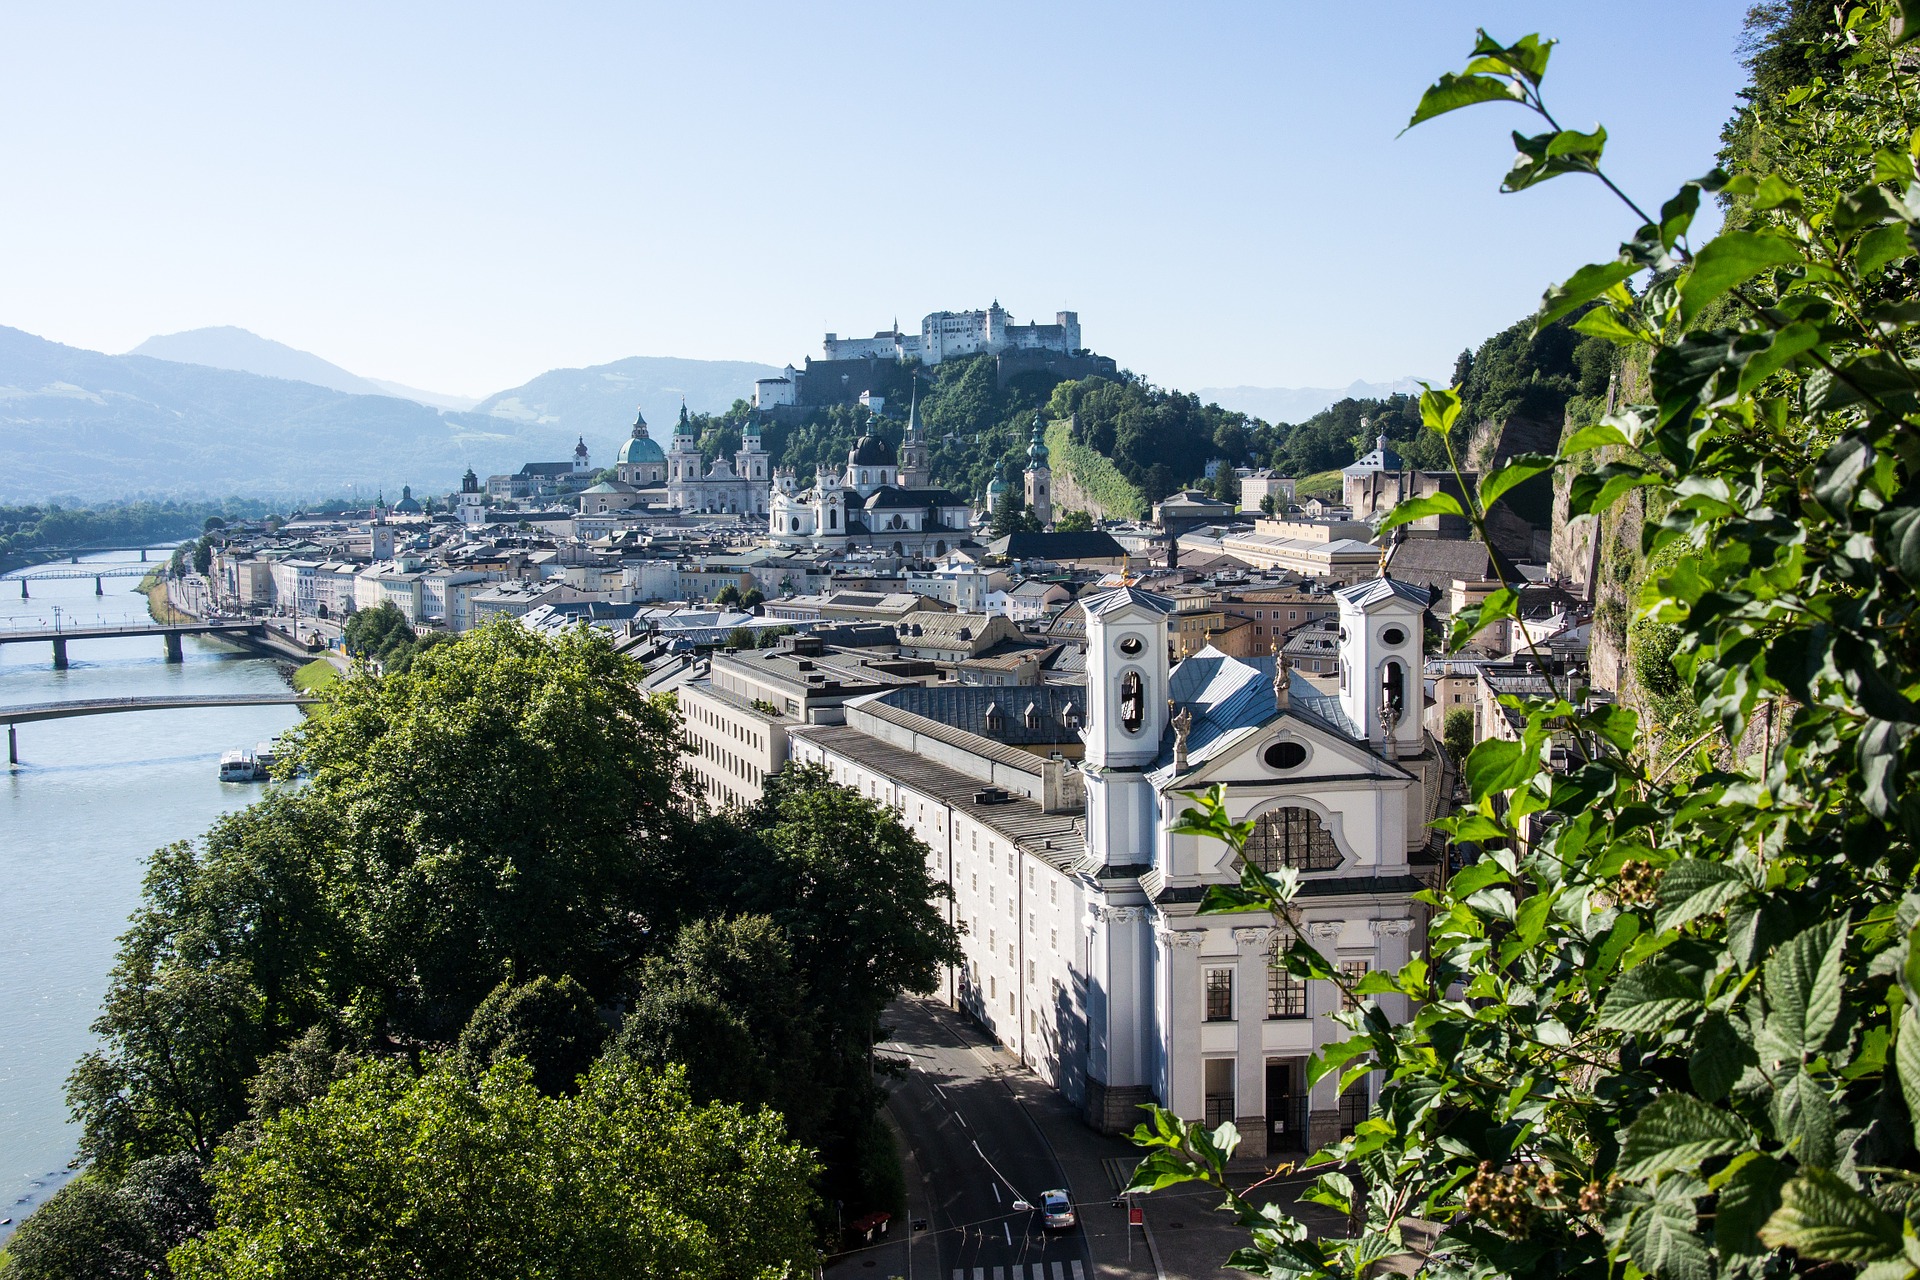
[898,380,929,489]
[1080,587,1173,873]
[1334,575,1428,755]
[1023,413,1052,527]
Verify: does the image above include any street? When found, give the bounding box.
[871,999,1094,1280]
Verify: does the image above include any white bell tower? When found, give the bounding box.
[1334,576,1428,755]
[1081,587,1173,872]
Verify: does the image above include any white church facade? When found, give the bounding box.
[666,405,772,516]
[786,577,1442,1151]
[767,402,974,557]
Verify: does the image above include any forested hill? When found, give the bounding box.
[678,314,1618,513]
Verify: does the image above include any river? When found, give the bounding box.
[0,551,302,1241]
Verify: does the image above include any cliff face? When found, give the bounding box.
[1466,410,1564,561]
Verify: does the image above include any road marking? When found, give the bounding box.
[992,1182,1001,1203]
[973,1269,985,1280]
[1071,1264,1085,1280]
[1004,1221,1012,1245]
[935,1084,948,1101]
[955,1111,968,1128]
[993,1269,1005,1280]
[1053,1264,1067,1280]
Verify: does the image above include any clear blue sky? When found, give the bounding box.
[0,2,1751,399]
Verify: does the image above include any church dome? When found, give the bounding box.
[850,433,894,467]
[618,433,665,466]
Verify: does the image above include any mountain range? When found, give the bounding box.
[0,323,1417,503]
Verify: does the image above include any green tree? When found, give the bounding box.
[1128,14,1920,1280]
[740,587,765,610]
[0,1155,211,1280]
[990,484,1038,536]
[1054,508,1095,532]
[285,621,689,1035]
[339,600,413,663]
[1259,493,1278,516]
[1441,705,1475,761]
[455,974,606,1097]
[715,583,742,607]
[168,1058,818,1280]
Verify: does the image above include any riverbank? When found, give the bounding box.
[140,569,192,626]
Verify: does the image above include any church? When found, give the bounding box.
[667,404,772,516]
[783,576,1443,1152]
[766,397,974,556]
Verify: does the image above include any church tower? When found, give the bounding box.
[458,467,486,527]
[1080,587,1173,866]
[1023,413,1052,527]
[898,380,929,489]
[667,401,702,509]
[735,417,769,514]
[1334,576,1428,756]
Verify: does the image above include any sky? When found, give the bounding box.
[0,2,1753,400]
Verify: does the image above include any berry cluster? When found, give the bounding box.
[1613,860,1663,907]
[1461,1161,1560,1236]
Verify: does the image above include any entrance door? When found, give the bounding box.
[1266,1059,1308,1151]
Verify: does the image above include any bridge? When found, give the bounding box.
[4,564,156,596]
[2,693,317,765]
[0,621,275,667]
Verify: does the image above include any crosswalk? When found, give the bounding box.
[952,1264,1085,1280]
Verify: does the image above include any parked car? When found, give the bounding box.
[1039,1189,1075,1231]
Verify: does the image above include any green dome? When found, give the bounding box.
[618,409,664,465]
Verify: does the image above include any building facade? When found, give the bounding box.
[666,405,771,515]
[822,303,1082,366]
[767,409,973,556]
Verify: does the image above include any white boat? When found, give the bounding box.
[252,741,278,776]
[218,749,258,782]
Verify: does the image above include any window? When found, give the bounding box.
[1205,968,1235,1022]
[1339,960,1370,1011]
[989,928,996,951]
[1245,807,1341,872]
[1384,660,1405,716]
[1204,1059,1236,1128]
[1050,928,1058,952]
[1339,1078,1370,1135]
[1268,939,1307,1019]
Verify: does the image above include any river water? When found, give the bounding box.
[0,552,301,1240]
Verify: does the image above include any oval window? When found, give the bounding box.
[1381,626,1407,646]
[1264,741,1307,770]
[1118,636,1144,656]
[1337,627,1347,642]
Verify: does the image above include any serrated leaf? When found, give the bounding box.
[1479,453,1557,510]
[1679,231,1802,322]
[1716,1153,1790,1258]
[1618,1093,1753,1180]
[1859,222,1914,276]
[1761,919,1847,1060]
[1462,737,1537,800]
[1622,1191,1712,1280]
[1896,1005,1920,1147]
[1654,860,1750,933]
[1378,492,1465,535]
[1760,1168,1905,1262]
[1769,1066,1836,1167]
[1599,961,1702,1031]
[1691,1011,1756,1103]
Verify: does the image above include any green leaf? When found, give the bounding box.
[1654,860,1750,933]
[1716,1153,1790,1258]
[1760,919,1847,1061]
[1377,491,1466,535]
[1658,182,1702,250]
[1599,961,1703,1031]
[1448,858,1511,898]
[1562,421,1631,454]
[1896,1005,1920,1147]
[1419,384,1463,435]
[1448,587,1520,650]
[1769,1066,1836,1167]
[1466,31,1554,85]
[1539,259,1640,327]
[1280,942,1336,982]
[1405,71,1525,131]
[1572,306,1650,346]
[1760,1168,1906,1262]
[1622,1184,1712,1280]
[1735,321,1821,397]
[1618,1093,1753,1180]
[1462,738,1538,800]
[1858,222,1915,276]
[1897,0,1920,45]
[1690,1011,1756,1103]
[1479,453,1557,510]
[1568,463,1658,516]
[1678,232,1802,321]
[1504,126,1607,192]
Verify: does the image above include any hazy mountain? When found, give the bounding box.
[0,326,575,503]
[1196,377,1432,425]
[475,355,783,441]
[130,327,478,411]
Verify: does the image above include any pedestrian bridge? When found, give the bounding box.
[0,621,266,667]
[2,693,318,765]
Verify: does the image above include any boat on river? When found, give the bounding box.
[218,749,262,782]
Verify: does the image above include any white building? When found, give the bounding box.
[767,400,972,557]
[822,303,1082,367]
[786,577,1443,1151]
[666,405,772,516]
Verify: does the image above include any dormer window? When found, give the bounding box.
[1024,702,1042,730]
[984,702,1003,732]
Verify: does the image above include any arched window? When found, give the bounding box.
[829,508,838,530]
[1120,671,1145,732]
[1244,807,1341,872]
[1383,660,1405,716]
[790,518,800,532]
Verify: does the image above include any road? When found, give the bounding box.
[880,1000,1095,1280]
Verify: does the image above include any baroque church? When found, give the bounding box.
[767,395,974,556]
[785,577,1443,1152]
[666,403,771,515]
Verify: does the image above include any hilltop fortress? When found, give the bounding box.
[754,302,1116,412]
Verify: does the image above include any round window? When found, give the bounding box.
[1263,740,1307,770]
[1337,627,1347,642]
[1381,626,1407,646]
[1118,636,1144,656]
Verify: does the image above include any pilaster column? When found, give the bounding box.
[1156,923,1206,1120]
[1232,925,1277,1158]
